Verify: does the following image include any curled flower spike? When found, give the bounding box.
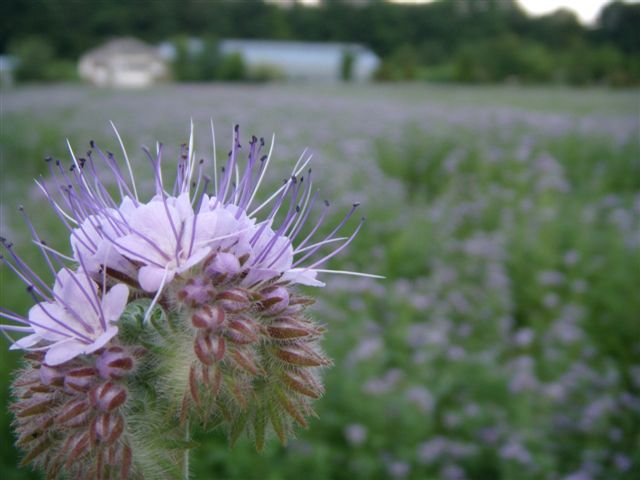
[1,121,381,478]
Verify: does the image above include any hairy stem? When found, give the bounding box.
[184,422,190,480]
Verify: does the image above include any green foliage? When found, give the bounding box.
[218,53,248,82]
[340,49,355,82]
[8,36,77,83]
[2,0,639,85]
[1,85,639,478]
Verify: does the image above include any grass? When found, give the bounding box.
[1,83,639,479]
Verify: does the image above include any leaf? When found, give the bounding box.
[228,410,249,448]
[253,405,267,453]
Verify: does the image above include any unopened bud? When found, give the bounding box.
[231,349,260,375]
[204,252,241,281]
[56,399,90,427]
[260,286,289,316]
[281,370,323,399]
[217,287,251,312]
[267,316,316,339]
[191,304,225,330]
[97,347,134,379]
[91,413,124,445]
[177,276,216,306]
[194,332,225,365]
[225,316,258,344]
[91,382,127,411]
[275,346,330,367]
[39,364,64,387]
[64,367,97,393]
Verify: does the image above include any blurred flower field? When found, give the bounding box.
[1,84,639,480]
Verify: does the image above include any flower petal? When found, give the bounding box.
[138,265,175,292]
[102,284,129,323]
[53,269,98,317]
[44,338,88,366]
[10,333,41,350]
[28,302,70,342]
[84,326,119,354]
[282,269,326,287]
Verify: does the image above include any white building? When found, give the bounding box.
[220,40,379,81]
[158,39,380,82]
[78,38,168,88]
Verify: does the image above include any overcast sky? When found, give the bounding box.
[517,0,616,24]
[384,0,637,25]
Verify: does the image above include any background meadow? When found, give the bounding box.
[1,83,639,480]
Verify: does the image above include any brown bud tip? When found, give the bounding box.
[39,364,64,387]
[225,316,259,344]
[267,316,317,339]
[191,304,225,330]
[194,332,226,365]
[92,413,124,446]
[231,349,261,375]
[64,367,97,393]
[216,287,251,312]
[275,346,330,367]
[204,251,242,281]
[56,399,90,427]
[92,382,128,411]
[281,370,323,399]
[259,286,290,316]
[97,347,134,379]
[177,276,216,306]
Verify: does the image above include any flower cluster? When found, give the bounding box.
[1,123,373,478]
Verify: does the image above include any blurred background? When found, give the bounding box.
[1,1,639,479]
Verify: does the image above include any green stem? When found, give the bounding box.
[184,422,190,480]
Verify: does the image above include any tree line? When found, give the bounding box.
[2,0,639,85]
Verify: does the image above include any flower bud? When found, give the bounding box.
[91,382,127,411]
[39,364,64,387]
[216,287,251,312]
[267,316,317,339]
[275,346,330,367]
[194,332,225,365]
[231,349,261,375]
[64,367,97,393]
[191,304,225,330]
[56,399,90,427]
[177,276,216,306]
[96,347,134,380]
[91,413,124,445]
[204,252,242,282]
[281,370,323,399]
[260,286,289,316]
[225,316,258,344]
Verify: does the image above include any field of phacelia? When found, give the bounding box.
[1,84,639,480]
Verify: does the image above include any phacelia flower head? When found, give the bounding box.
[1,122,379,478]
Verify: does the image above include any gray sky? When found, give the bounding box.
[386,0,635,25]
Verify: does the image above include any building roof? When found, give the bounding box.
[81,38,162,61]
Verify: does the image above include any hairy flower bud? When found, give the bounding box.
[91,382,128,411]
[177,276,216,306]
[194,331,226,365]
[91,413,124,445]
[56,399,90,427]
[3,123,374,476]
[64,367,98,393]
[216,287,252,312]
[191,304,225,330]
[96,347,134,379]
[204,252,242,282]
[39,364,64,387]
[260,286,290,316]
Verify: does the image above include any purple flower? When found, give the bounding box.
[2,122,377,365]
[7,268,127,365]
